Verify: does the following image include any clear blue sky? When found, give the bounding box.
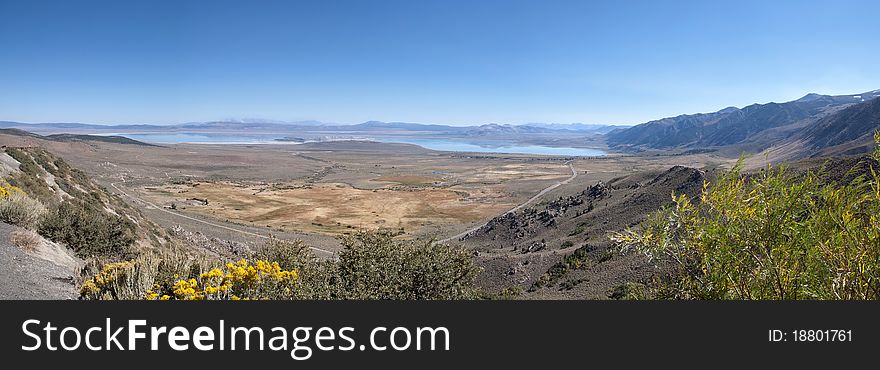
[1,0,878,126]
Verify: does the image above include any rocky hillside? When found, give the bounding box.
[0,144,179,299]
[800,96,880,156]
[1,145,169,251]
[465,165,711,298]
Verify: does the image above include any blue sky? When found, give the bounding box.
[1,0,878,126]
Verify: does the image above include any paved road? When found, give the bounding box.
[109,181,337,256]
[437,160,578,244]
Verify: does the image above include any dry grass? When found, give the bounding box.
[144,181,516,235]
[78,248,216,300]
[0,192,47,229]
[372,175,439,186]
[11,229,41,252]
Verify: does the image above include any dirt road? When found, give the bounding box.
[110,182,338,256]
[438,160,578,244]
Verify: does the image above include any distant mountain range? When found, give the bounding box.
[4,89,878,159]
[0,119,625,137]
[606,89,880,157]
[521,123,624,133]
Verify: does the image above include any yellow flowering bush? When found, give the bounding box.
[80,261,135,300]
[78,250,217,300]
[146,259,298,300]
[79,232,478,301]
[0,182,24,199]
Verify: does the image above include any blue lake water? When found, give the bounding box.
[112,133,607,157]
[376,138,606,157]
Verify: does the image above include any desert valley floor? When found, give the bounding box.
[1,131,741,298]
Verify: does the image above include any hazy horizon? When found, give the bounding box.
[3,117,635,127]
[2,0,879,126]
[5,84,878,128]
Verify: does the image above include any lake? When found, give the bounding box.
[112,133,607,157]
[375,138,606,156]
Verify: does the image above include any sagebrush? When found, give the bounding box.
[80,230,481,300]
[0,185,47,229]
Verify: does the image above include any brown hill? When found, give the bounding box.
[465,165,711,298]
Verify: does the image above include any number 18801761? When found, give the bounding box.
[769,329,852,342]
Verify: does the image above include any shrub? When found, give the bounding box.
[82,231,481,300]
[497,286,523,299]
[39,200,135,258]
[3,148,56,203]
[530,245,595,291]
[79,249,215,300]
[608,282,646,300]
[0,182,21,199]
[254,237,312,271]
[253,232,481,300]
[150,260,298,300]
[0,190,47,229]
[80,261,137,300]
[81,253,299,300]
[610,134,880,300]
[335,230,480,299]
[567,223,586,236]
[255,237,338,299]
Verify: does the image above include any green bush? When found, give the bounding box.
[254,237,313,271]
[254,237,338,299]
[335,231,481,299]
[3,148,56,203]
[39,200,136,258]
[611,134,880,300]
[567,223,586,236]
[608,282,646,300]
[530,245,594,291]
